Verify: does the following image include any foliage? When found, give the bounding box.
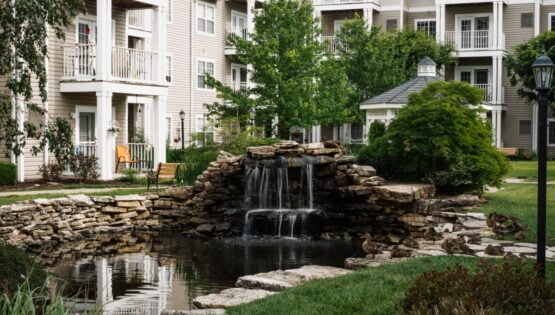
[218,118,279,155]
[358,81,509,192]
[205,0,352,137]
[38,163,65,182]
[367,120,386,144]
[0,0,85,157]
[120,169,138,184]
[505,32,555,109]
[70,154,99,182]
[167,146,220,185]
[38,118,76,181]
[0,243,46,298]
[400,259,555,315]
[335,18,454,120]
[0,163,16,185]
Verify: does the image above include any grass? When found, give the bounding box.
[227,256,555,315]
[0,188,152,206]
[506,160,555,180]
[478,183,555,245]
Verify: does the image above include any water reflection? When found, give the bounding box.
[48,233,362,314]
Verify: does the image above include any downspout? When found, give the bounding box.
[189,0,194,146]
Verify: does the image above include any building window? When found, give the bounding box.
[167,0,172,23]
[166,55,172,83]
[415,19,436,36]
[197,2,215,35]
[550,13,555,31]
[521,13,534,28]
[197,59,215,90]
[351,123,363,141]
[519,120,532,136]
[386,19,398,31]
[196,115,214,146]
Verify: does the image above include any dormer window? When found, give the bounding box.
[417,57,437,77]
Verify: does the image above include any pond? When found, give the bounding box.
[47,232,363,314]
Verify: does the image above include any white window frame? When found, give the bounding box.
[76,15,116,46]
[231,10,247,34]
[231,63,248,88]
[414,19,436,36]
[196,1,216,36]
[167,0,173,24]
[197,58,216,91]
[165,53,173,84]
[75,105,97,144]
[549,13,555,31]
[334,20,347,33]
[455,66,493,85]
[195,114,214,146]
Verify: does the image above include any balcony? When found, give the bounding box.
[63,44,157,83]
[322,35,339,55]
[228,81,248,91]
[313,0,374,5]
[444,31,504,51]
[128,9,150,30]
[71,142,153,173]
[472,84,504,104]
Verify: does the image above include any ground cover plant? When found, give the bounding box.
[507,160,555,181]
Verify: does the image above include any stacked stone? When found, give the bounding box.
[0,194,161,248]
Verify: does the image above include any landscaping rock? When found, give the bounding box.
[192,288,276,309]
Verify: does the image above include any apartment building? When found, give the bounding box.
[1,0,261,182]
[316,0,555,155]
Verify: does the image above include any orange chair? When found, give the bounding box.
[116,145,143,173]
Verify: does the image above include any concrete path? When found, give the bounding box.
[0,186,153,197]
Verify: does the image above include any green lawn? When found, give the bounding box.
[478,183,555,245]
[0,188,152,206]
[227,257,555,315]
[506,160,555,180]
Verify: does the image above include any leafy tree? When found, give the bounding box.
[205,0,352,138]
[505,32,555,109]
[358,81,509,192]
[0,0,85,156]
[367,120,386,144]
[335,17,454,121]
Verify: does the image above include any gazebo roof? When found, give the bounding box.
[360,76,440,108]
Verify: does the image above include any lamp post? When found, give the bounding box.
[179,110,186,150]
[249,108,256,136]
[532,55,554,279]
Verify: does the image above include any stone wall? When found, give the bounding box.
[0,141,486,248]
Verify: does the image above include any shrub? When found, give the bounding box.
[71,154,99,182]
[121,168,138,183]
[38,163,65,182]
[167,146,220,185]
[0,163,16,185]
[367,120,386,144]
[358,81,509,193]
[400,259,555,315]
[0,243,47,298]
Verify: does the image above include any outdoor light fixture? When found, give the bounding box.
[179,110,186,150]
[249,108,256,137]
[532,54,554,279]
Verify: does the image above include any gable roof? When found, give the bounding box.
[360,75,441,108]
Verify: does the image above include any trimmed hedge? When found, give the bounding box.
[0,163,16,185]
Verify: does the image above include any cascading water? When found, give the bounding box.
[243,156,316,238]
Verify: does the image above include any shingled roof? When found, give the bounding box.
[360,76,441,107]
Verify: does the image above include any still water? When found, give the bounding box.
[48,232,363,314]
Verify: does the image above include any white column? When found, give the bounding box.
[363,8,373,30]
[439,5,446,43]
[497,1,503,50]
[153,5,167,84]
[399,0,405,29]
[492,110,502,148]
[96,91,114,180]
[247,0,255,88]
[96,258,113,308]
[16,95,25,182]
[492,56,498,104]
[153,95,167,167]
[535,0,541,36]
[492,1,498,49]
[496,56,503,104]
[96,0,112,81]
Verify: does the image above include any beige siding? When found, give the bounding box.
[407,0,435,8]
[406,11,435,30]
[541,5,555,32]
[374,10,401,31]
[504,4,535,51]
[321,11,360,36]
[445,3,492,32]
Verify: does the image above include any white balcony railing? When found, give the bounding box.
[63,44,97,79]
[322,35,338,54]
[112,47,156,82]
[128,143,154,171]
[473,84,492,103]
[313,0,374,5]
[444,30,495,50]
[228,81,248,91]
[75,141,97,157]
[226,28,248,45]
[128,9,148,29]
[63,45,156,83]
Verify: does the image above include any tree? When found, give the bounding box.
[0,0,85,156]
[335,18,454,121]
[505,32,555,109]
[206,0,352,138]
[358,81,509,192]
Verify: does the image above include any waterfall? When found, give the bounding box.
[242,156,316,239]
